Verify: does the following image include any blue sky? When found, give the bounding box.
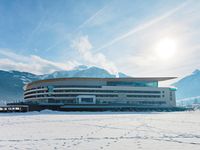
[0,0,200,81]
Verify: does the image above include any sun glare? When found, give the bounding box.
[155,37,177,60]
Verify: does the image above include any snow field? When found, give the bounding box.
[0,111,199,150]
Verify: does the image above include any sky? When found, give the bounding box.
[0,0,200,82]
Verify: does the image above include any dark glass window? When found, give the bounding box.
[53,89,161,94]
[107,81,158,87]
[81,98,94,103]
[127,95,161,98]
[47,86,54,92]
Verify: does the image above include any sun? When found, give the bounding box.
[155,37,177,60]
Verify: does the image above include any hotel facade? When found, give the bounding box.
[24,77,176,110]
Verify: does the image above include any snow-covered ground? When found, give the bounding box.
[0,110,199,150]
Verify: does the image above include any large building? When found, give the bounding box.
[24,77,177,110]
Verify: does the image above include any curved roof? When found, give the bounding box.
[26,77,177,87]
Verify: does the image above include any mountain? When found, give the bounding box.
[43,66,116,79]
[0,66,128,103]
[118,72,129,78]
[173,69,200,99]
[0,70,39,103]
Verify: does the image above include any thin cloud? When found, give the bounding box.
[0,49,78,74]
[45,4,110,52]
[25,8,48,48]
[75,4,110,31]
[94,1,189,53]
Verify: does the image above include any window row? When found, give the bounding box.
[53,89,161,94]
[28,99,166,105]
[127,95,161,98]
[25,94,160,99]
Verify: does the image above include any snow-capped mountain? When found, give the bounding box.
[0,66,128,102]
[173,69,200,99]
[0,70,39,103]
[42,66,116,79]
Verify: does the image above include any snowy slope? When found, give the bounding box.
[173,69,200,99]
[0,70,39,103]
[42,66,116,79]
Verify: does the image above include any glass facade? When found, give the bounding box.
[127,95,160,98]
[24,93,161,99]
[107,81,158,87]
[24,87,163,100]
[53,89,161,94]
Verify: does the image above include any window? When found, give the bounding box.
[128,101,166,105]
[170,92,173,101]
[53,89,161,94]
[107,81,158,87]
[47,86,54,92]
[127,95,161,98]
[77,95,96,104]
[81,98,94,103]
[54,85,101,88]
